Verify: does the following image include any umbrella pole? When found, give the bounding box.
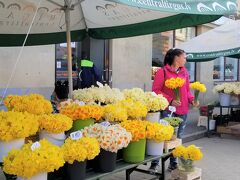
[64,3,73,98]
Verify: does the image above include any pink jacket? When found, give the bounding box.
[152,64,194,115]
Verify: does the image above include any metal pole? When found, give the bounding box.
[64,2,73,98]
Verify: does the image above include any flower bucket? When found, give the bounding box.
[230,94,239,105]
[67,160,86,180]
[39,130,65,147]
[146,140,164,156]
[97,149,117,172]
[0,138,25,162]
[17,172,47,180]
[219,93,230,106]
[171,127,179,140]
[72,118,95,131]
[178,158,195,172]
[146,112,160,123]
[123,139,146,163]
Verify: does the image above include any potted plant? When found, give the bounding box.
[172,145,203,172]
[38,114,73,146]
[144,92,169,123]
[120,120,147,163]
[82,124,132,172]
[60,104,103,131]
[0,111,39,162]
[163,117,183,140]
[62,136,100,180]
[146,122,173,155]
[3,139,65,180]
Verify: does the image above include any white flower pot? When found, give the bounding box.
[17,172,47,180]
[230,95,239,105]
[0,138,25,162]
[219,93,231,106]
[39,130,66,146]
[146,112,160,123]
[146,140,164,156]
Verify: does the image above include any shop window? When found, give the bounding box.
[213,57,239,81]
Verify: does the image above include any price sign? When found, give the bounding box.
[168,106,176,118]
[100,121,110,127]
[79,101,85,106]
[70,131,82,140]
[31,142,41,151]
[151,92,158,97]
[96,81,104,88]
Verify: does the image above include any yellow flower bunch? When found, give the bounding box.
[103,104,128,122]
[82,124,132,153]
[60,104,103,121]
[0,111,39,141]
[3,139,65,178]
[62,137,100,164]
[4,94,53,115]
[39,114,73,134]
[190,82,206,92]
[165,77,185,89]
[172,145,203,161]
[120,120,147,142]
[118,99,148,119]
[146,122,174,142]
[144,92,169,112]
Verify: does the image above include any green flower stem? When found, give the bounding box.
[194,90,200,103]
[174,88,180,101]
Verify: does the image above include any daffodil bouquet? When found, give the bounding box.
[39,114,73,134]
[3,139,65,178]
[117,99,148,119]
[123,88,146,103]
[82,124,132,153]
[165,77,185,101]
[190,82,206,103]
[120,120,147,142]
[172,145,203,161]
[4,94,53,115]
[103,104,128,122]
[0,111,39,141]
[62,137,100,164]
[60,104,103,121]
[146,122,174,142]
[144,92,169,112]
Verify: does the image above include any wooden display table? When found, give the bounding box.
[164,138,182,153]
[171,167,202,180]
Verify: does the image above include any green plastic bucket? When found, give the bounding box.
[123,139,146,163]
[72,118,95,131]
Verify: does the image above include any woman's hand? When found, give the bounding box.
[171,100,181,106]
[192,100,200,107]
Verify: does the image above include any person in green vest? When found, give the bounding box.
[79,52,101,88]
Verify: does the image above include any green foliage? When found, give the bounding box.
[164,117,183,127]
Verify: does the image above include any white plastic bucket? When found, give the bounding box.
[39,131,66,146]
[17,172,47,180]
[219,93,231,106]
[146,112,160,123]
[0,138,25,162]
[146,140,164,156]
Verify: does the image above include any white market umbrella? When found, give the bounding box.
[177,19,240,62]
[0,0,237,97]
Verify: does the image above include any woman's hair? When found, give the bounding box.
[55,80,69,100]
[164,48,185,66]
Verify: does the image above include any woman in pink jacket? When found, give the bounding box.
[150,48,199,172]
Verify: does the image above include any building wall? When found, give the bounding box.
[110,35,152,91]
[0,45,55,100]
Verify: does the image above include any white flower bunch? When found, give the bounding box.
[213,83,240,95]
[73,85,124,105]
